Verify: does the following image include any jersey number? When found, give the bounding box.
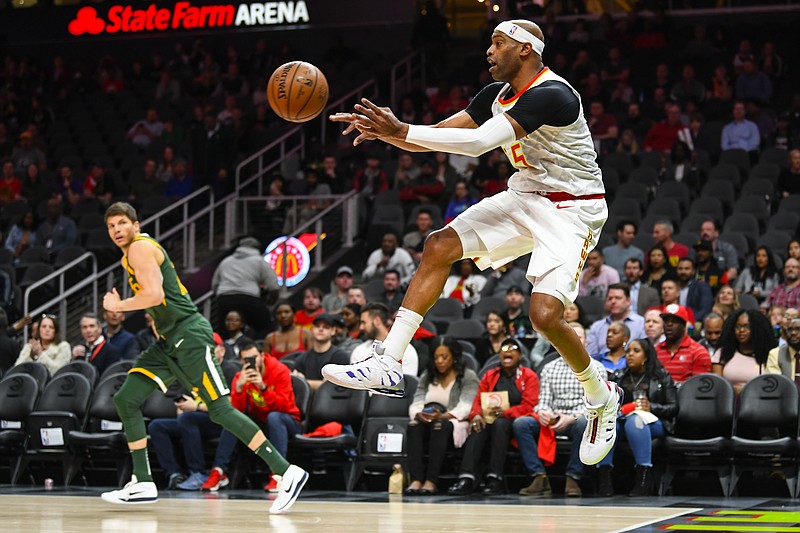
[509,142,532,168]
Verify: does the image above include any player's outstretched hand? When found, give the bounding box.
[353,98,406,144]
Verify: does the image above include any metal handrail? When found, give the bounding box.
[391,50,426,108]
[234,126,305,196]
[23,251,98,340]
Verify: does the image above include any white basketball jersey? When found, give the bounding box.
[491,67,604,196]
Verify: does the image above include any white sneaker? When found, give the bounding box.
[321,341,405,397]
[580,382,623,465]
[269,465,309,514]
[101,475,158,505]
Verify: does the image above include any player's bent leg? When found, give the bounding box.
[528,293,621,466]
[322,227,464,396]
[206,397,308,514]
[102,373,160,505]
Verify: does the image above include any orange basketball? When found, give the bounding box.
[267,61,329,123]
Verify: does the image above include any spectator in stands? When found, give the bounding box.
[502,285,534,340]
[586,284,645,357]
[320,154,347,194]
[763,258,800,312]
[0,123,11,159]
[35,197,77,253]
[127,108,164,148]
[578,249,620,300]
[444,179,478,224]
[294,287,324,330]
[11,131,46,173]
[594,321,631,371]
[433,151,460,198]
[698,312,724,356]
[643,103,688,153]
[402,208,435,265]
[644,308,665,345]
[322,266,354,314]
[676,257,714,323]
[766,316,800,380]
[514,322,604,498]
[663,141,701,190]
[474,311,510,368]
[652,221,690,268]
[721,101,760,153]
[201,343,301,493]
[777,308,800,347]
[399,159,445,209]
[778,149,800,198]
[712,309,775,394]
[21,163,52,209]
[442,258,486,311]
[735,59,772,104]
[362,231,415,287]
[154,69,181,102]
[615,128,639,155]
[698,220,738,281]
[376,269,405,315]
[163,158,193,201]
[222,310,256,359]
[789,240,800,262]
[624,258,661,316]
[0,158,21,207]
[350,302,418,376]
[655,304,711,383]
[127,157,163,204]
[596,338,677,497]
[54,163,82,208]
[587,100,618,155]
[481,261,529,299]
[190,111,236,197]
[103,309,139,360]
[352,152,389,204]
[155,146,176,183]
[735,246,781,305]
[212,236,278,334]
[4,209,37,260]
[670,64,706,105]
[619,102,652,145]
[135,311,158,352]
[393,152,420,190]
[14,313,70,375]
[693,240,730,294]
[72,312,122,376]
[263,301,312,360]
[405,336,479,496]
[448,338,539,496]
[291,313,349,391]
[82,160,117,207]
[0,309,20,374]
[340,303,362,341]
[282,167,332,233]
[660,278,697,327]
[603,220,644,278]
[347,286,367,307]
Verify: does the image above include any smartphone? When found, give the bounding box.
[244,356,257,368]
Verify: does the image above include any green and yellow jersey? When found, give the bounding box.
[123,233,197,338]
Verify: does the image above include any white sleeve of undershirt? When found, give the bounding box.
[405,113,518,157]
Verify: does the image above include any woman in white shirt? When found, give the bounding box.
[15,314,71,375]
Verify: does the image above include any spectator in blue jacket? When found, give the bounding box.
[721,101,760,152]
[676,257,714,324]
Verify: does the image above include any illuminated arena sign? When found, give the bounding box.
[67,1,309,36]
[264,236,310,287]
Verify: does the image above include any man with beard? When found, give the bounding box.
[698,312,724,355]
[764,258,800,311]
[655,304,711,383]
[692,239,729,293]
[676,257,713,323]
[623,258,660,316]
[766,316,800,382]
[699,220,738,282]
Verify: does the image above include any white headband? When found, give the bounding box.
[494,21,545,56]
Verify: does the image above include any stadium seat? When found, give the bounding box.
[718,148,751,177]
[708,163,742,192]
[616,182,649,212]
[719,231,751,262]
[748,162,781,187]
[740,178,775,204]
[99,360,134,382]
[660,374,735,496]
[631,232,655,252]
[609,198,642,222]
[427,298,464,334]
[445,319,486,342]
[370,204,405,236]
[657,181,691,215]
[470,296,508,324]
[733,196,770,232]
[759,146,789,169]
[575,295,604,324]
[602,152,633,179]
[757,231,791,261]
[630,166,659,189]
[767,212,800,235]
[723,212,759,243]
[5,362,50,391]
[646,198,681,227]
[52,361,98,386]
[0,374,39,485]
[778,194,800,214]
[638,151,663,171]
[729,374,798,497]
[701,180,735,216]
[673,232,699,249]
[601,167,620,202]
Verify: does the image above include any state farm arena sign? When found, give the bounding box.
[68,1,310,36]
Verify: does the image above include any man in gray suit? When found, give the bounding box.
[766,316,800,381]
[624,258,660,316]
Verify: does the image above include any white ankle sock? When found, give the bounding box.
[574,362,609,406]
[382,307,423,361]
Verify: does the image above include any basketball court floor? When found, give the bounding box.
[3,486,800,532]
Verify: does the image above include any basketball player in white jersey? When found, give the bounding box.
[326,19,622,465]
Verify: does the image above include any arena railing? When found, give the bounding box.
[391,50,426,108]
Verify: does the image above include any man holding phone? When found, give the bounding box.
[202,344,302,493]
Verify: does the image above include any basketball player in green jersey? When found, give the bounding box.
[100,202,307,514]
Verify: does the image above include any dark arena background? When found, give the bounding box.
[1,0,800,531]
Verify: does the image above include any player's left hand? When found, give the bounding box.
[103,288,123,312]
